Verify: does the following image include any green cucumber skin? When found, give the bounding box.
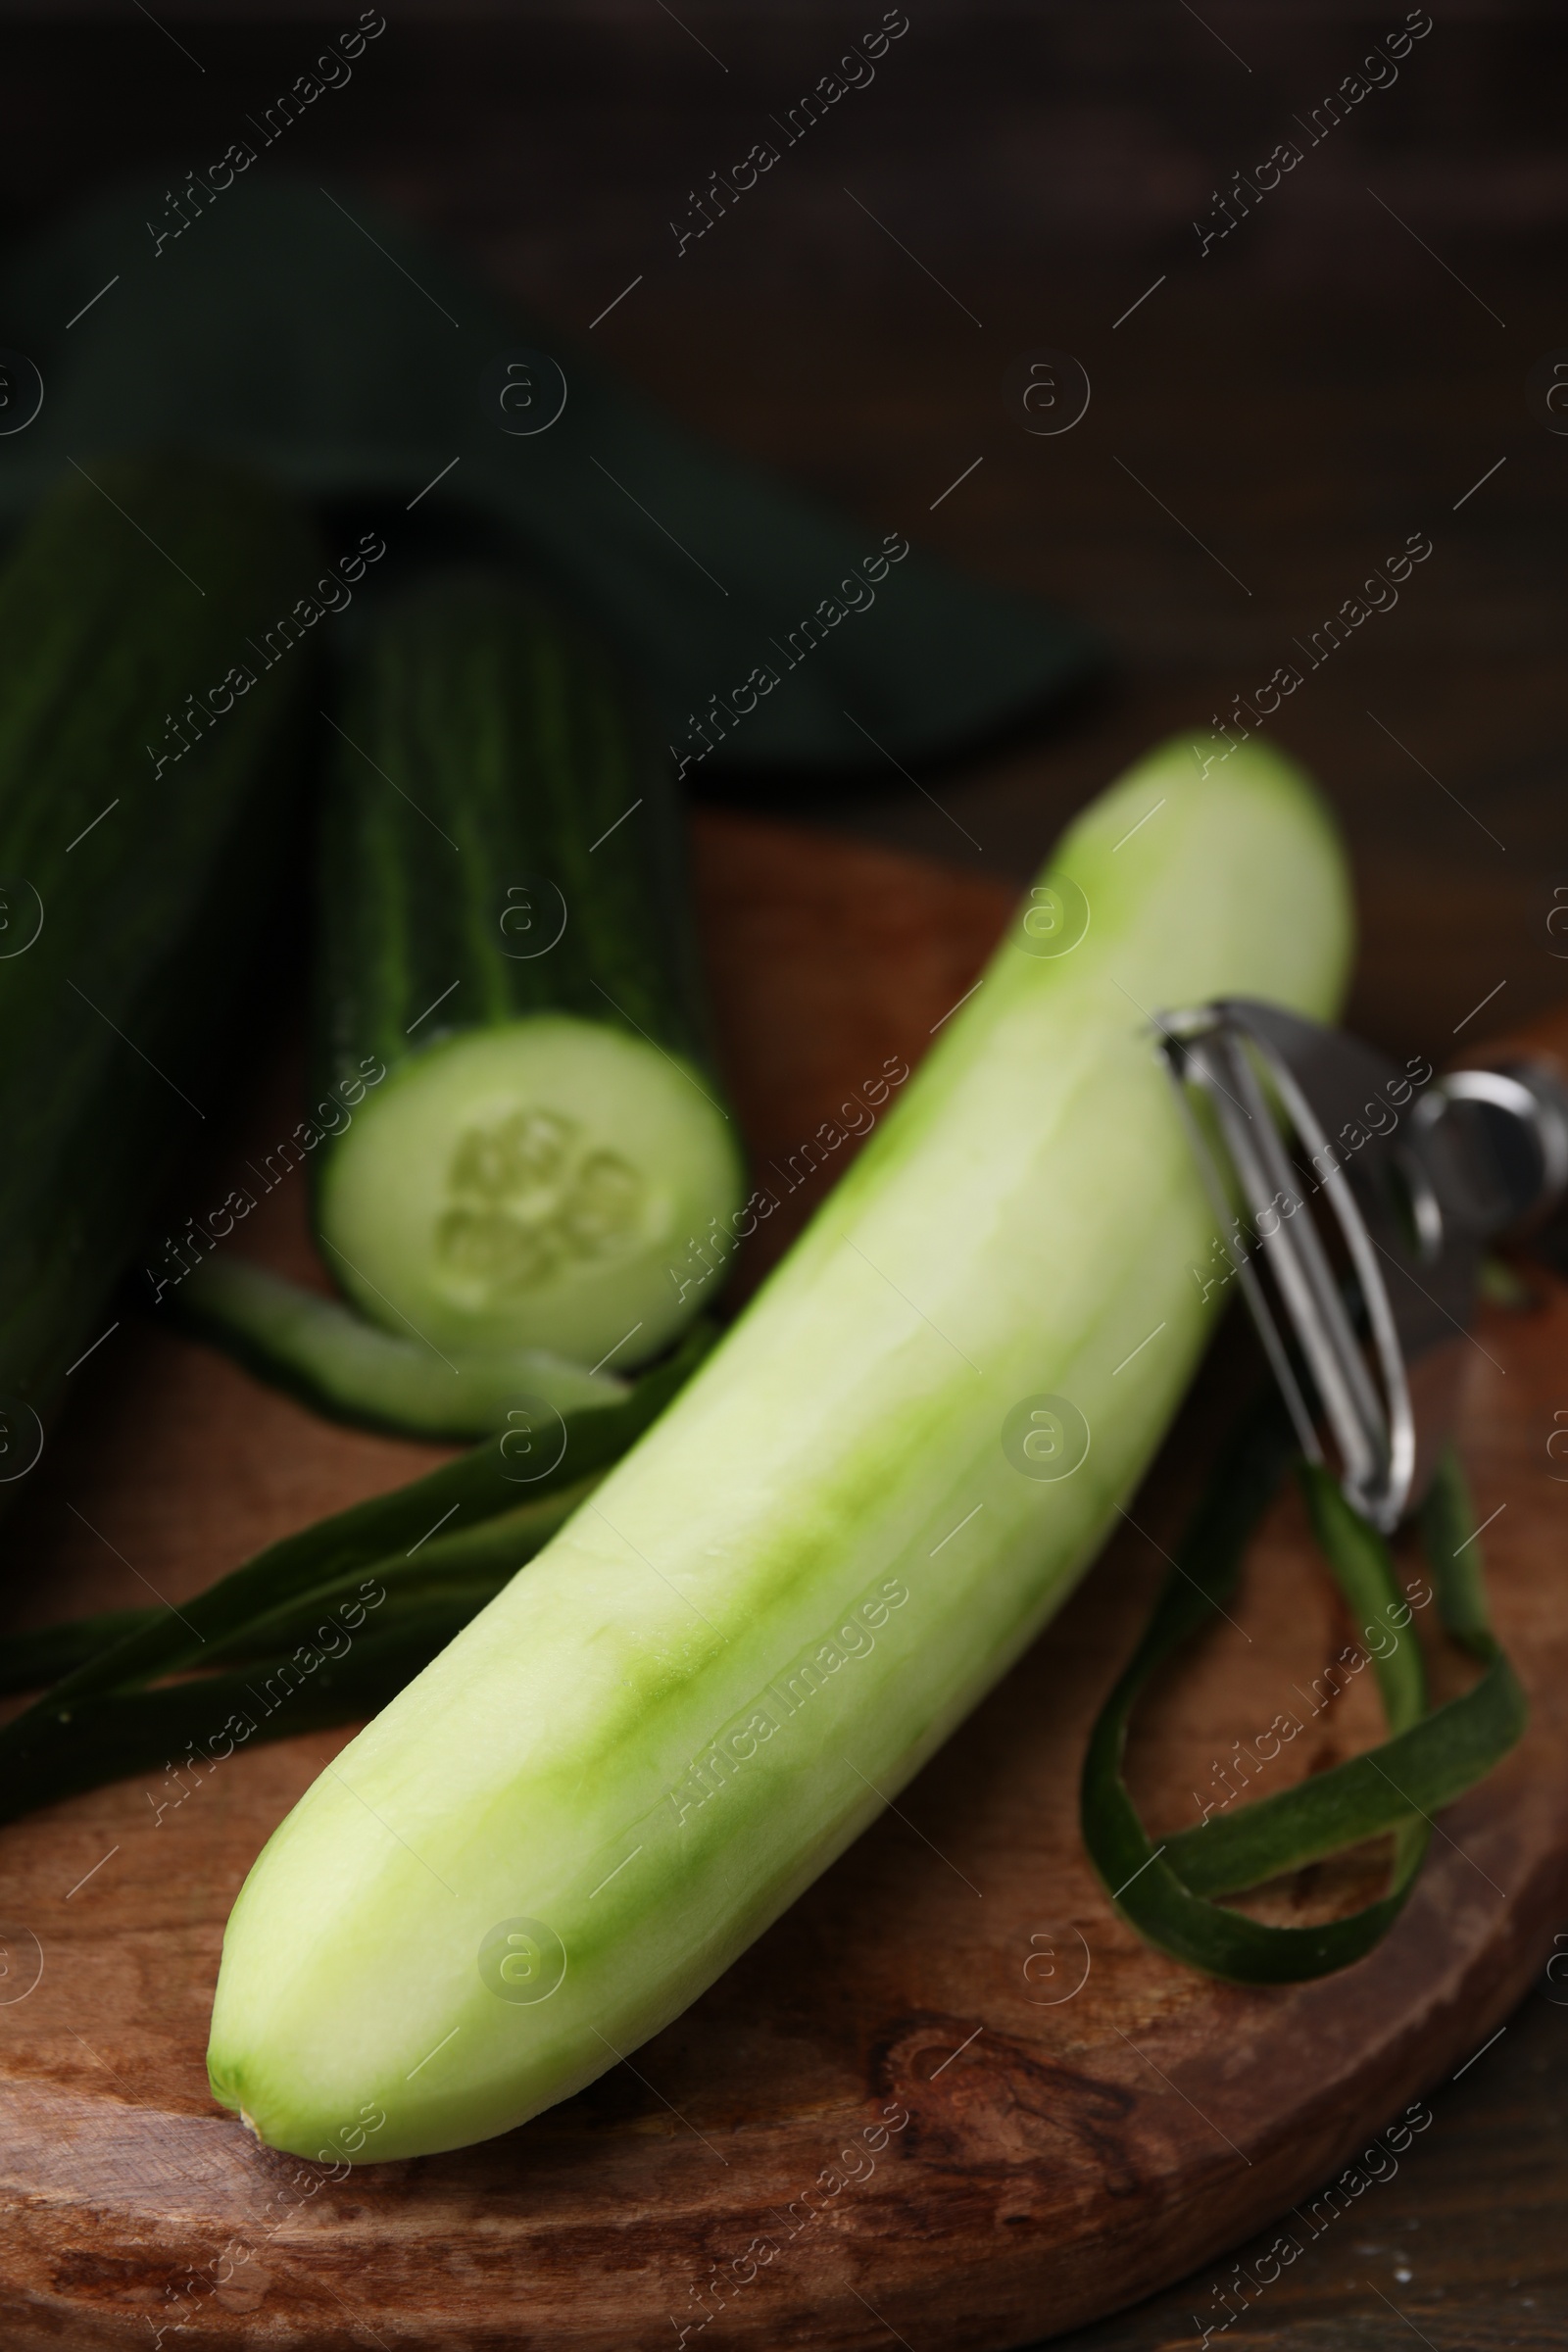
[0,457,320,1442]
[312,571,718,1113]
[209,739,1353,2162]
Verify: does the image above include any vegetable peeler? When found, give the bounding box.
[1157,998,1568,1531]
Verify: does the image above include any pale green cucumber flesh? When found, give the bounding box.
[178,1255,631,1439]
[208,738,1352,2163]
[316,1013,744,1368]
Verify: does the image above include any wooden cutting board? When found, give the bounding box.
[3,809,1566,2352]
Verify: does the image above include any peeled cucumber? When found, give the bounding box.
[207,738,1352,2161]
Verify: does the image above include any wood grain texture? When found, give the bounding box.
[1,811,1565,2352]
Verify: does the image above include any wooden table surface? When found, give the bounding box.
[2,7,1565,2345]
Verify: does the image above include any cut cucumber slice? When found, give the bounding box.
[317,1014,742,1366]
[178,1255,633,1438]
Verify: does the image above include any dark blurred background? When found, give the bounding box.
[4,6,1563,2345]
[5,0,1564,1069]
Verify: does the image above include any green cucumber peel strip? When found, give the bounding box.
[0,1608,149,1696]
[0,1610,487,1825]
[0,1470,617,1824]
[1080,1403,1527,1983]
[222,1474,602,1661]
[173,1255,633,1441]
[0,1478,599,1697]
[0,1321,711,1745]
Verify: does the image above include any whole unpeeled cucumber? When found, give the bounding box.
[0,455,320,1502]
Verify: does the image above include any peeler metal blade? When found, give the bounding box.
[1157,997,1568,1531]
